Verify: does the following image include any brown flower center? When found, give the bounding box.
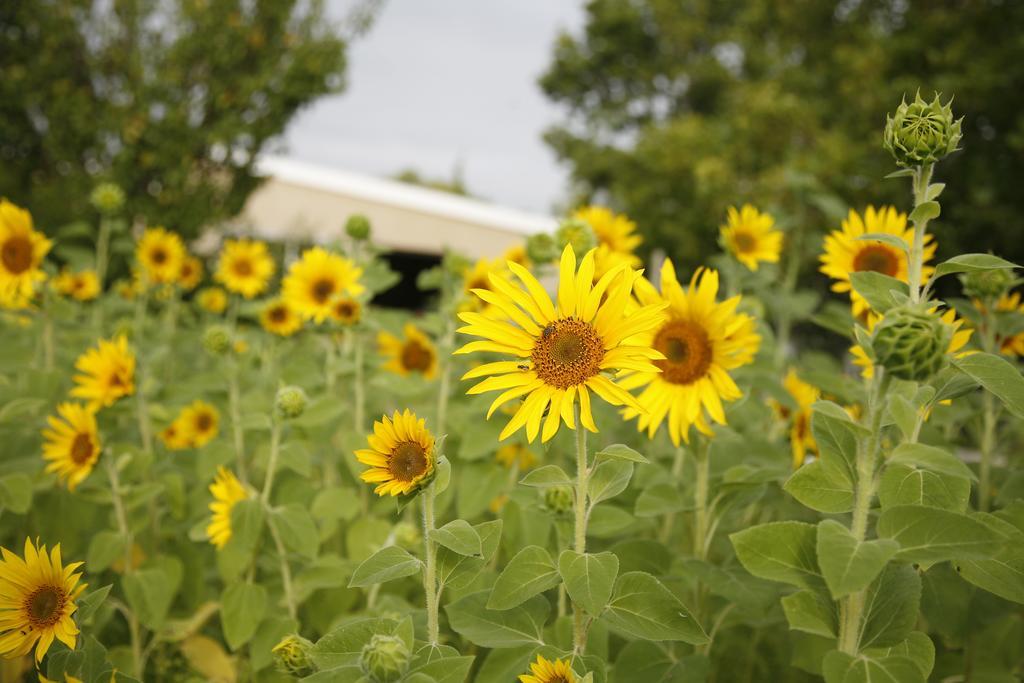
[467,277,489,291]
[531,318,605,389]
[26,585,65,628]
[232,258,253,277]
[195,412,213,432]
[852,244,900,277]
[1,235,33,274]
[70,433,94,464]
[311,278,335,304]
[401,341,433,372]
[334,301,358,320]
[654,320,713,385]
[732,230,757,253]
[268,306,287,323]
[151,247,168,265]
[389,442,429,481]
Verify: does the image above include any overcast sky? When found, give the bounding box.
[279,1,584,216]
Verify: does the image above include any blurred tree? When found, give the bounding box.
[393,164,472,197]
[540,0,1024,269]
[0,0,370,239]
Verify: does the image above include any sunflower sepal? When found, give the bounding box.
[871,304,953,382]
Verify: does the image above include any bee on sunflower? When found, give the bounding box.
[216,238,275,299]
[820,206,935,318]
[378,323,438,379]
[355,410,436,497]
[136,226,186,285]
[281,247,364,323]
[719,204,783,272]
[41,403,102,490]
[206,467,249,549]
[573,205,643,280]
[619,260,760,445]
[260,298,303,337]
[70,336,135,409]
[0,538,86,662]
[456,244,666,443]
[518,654,576,683]
[52,269,100,302]
[0,199,51,307]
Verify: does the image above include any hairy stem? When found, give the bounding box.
[261,418,282,505]
[907,163,934,303]
[228,358,249,485]
[422,484,440,645]
[573,403,590,655]
[266,514,297,620]
[107,459,144,678]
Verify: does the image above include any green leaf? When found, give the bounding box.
[433,456,452,496]
[781,589,838,638]
[407,654,476,683]
[558,550,618,616]
[849,272,909,314]
[594,444,650,464]
[487,545,561,610]
[855,233,909,254]
[884,169,916,179]
[349,545,423,587]
[634,482,684,517]
[811,401,863,481]
[602,571,708,644]
[865,632,935,680]
[429,519,482,557]
[816,520,898,599]
[823,650,925,683]
[520,465,573,488]
[587,460,633,505]
[87,531,126,573]
[227,498,265,552]
[730,521,823,589]
[310,617,405,670]
[908,200,940,224]
[931,253,1019,280]
[859,564,921,649]
[445,591,548,647]
[784,461,854,513]
[925,183,945,201]
[437,519,503,590]
[272,504,320,560]
[878,464,971,512]
[75,584,112,622]
[887,443,976,481]
[877,505,1000,563]
[0,473,32,513]
[952,352,1024,419]
[220,581,267,650]
[956,512,1024,604]
[122,566,177,630]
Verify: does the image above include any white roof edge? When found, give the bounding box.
[255,155,558,237]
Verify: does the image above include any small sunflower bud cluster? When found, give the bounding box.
[526,232,559,265]
[202,325,233,355]
[272,634,316,677]
[359,633,410,683]
[345,214,372,241]
[542,485,575,514]
[555,217,597,255]
[870,305,952,381]
[961,268,1015,302]
[275,386,308,419]
[90,182,126,215]
[883,92,963,167]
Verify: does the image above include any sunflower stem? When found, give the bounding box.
[95,216,113,288]
[907,163,934,303]
[228,357,249,486]
[261,417,282,505]
[978,304,999,512]
[436,314,455,436]
[265,512,297,620]
[353,329,368,513]
[41,290,55,371]
[106,458,144,678]
[572,402,590,656]
[659,444,687,543]
[421,483,440,646]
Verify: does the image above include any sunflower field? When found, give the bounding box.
[2,94,1024,683]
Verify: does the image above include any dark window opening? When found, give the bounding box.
[372,250,442,312]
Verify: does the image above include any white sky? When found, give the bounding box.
[279,0,585,215]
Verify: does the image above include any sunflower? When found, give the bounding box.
[456,245,666,443]
[281,247,364,323]
[574,205,643,279]
[206,467,248,549]
[463,258,497,296]
[52,269,100,302]
[518,654,576,683]
[0,538,86,662]
[178,255,203,291]
[355,410,436,497]
[619,260,760,445]
[851,308,972,378]
[260,298,303,337]
[136,227,186,285]
[196,286,228,314]
[503,244,531,268]
[720,205,783,271]
[159,420,192,451]
[991,291,1024,356]
[70,336,135,409]
[330,297,362,326]
[771,369,820,468]
[41,403,101,491]
[0,199,51,305]
[378,324,438,379]
[178,400,219,448]
[495,442,537,471]
[216,239,275,299]
[820,206,936,318]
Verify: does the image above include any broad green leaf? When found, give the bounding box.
[594,444,650,464]
[784,461,854,513]
[587,460,633,505]
[558,550,618,616]
[0,473,32,513]
[488,545,561,610]
[310,617,405,670]
[602,571,708,644]
[272,504,320,560]
[925,183,945,201]
[445,591,548,648]
[75,584,112,622]
[816,520,899,599]
[859,564,921,649]
[123,566,177,630]
[634,482,684,517]
[887,395,920,441]
[228,498,265,552]
[407,655,476,683]
[849,272,909,314]
[520,465,573,488]
[931,253,1018,280]
[434,455,452,496]
[823,650,925,683]
[887,443,976,480]
[810,401,863,480]
[865,632,935,680]
[878,464,970,512]
[438,519,502,590]
[908,200,940,224]
[87,530,126,573]
[429,519,482,557]
[730,521,823,589]
[220,581,267,650]
[781,588,837,638]
[952,352,1024,419]
[613,641,710,683]
[877,505,1000,563]
[855,233,909,254]
[956,511,1024,604]
[349,545,422,587]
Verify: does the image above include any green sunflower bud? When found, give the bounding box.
[870,305,952,381]
[555,217,597,255]
[90,182,126,215]
[272,634,316,677]
[275,386,308,419]
[883,91,963,167]
[960,268,1014,301]
[359,633,410,683]
[345,214,372,240]
[443,251,471,278]
[543,485,575,514]
[202,325,232,355]
[526,232,559,265]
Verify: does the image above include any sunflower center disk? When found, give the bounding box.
[389,442,428,481]
[269,307,287,323]
[531,318,605,390]
[26,585,64,627]
[1,236,33,273]
[401,341,432,371]
[196,413,213,431]
[853,244,900,277]
[233,259,254,277]
[311,278,335,303]
[732,230,757,253]
[70,433,94,464]
[151,248,168,265]
[654,320,713,385]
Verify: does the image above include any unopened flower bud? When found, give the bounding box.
[272,634,315,677]
[543,485,575,514]
[961,268,1014,301]
[90,182,125,215]
[202,325,232,355]
[345,214,372,240]
[394,522,420,550]
[275,386,308,419]
[871,305,952,381]
[884,91,963,167]
[526,233,559,265]
[359,633,410,683]
[555,218,597,255]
